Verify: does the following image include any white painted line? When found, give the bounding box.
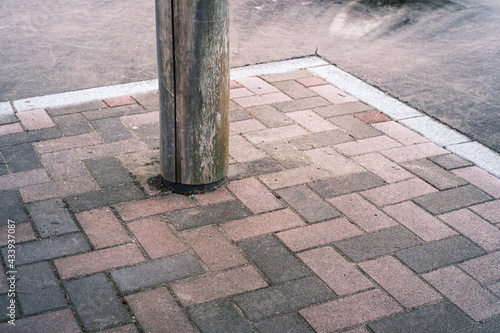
[230,57,328,80]
[400,116,470,147]
[308,65,421,120]
[0,102,14,116]
[447,142,500,177]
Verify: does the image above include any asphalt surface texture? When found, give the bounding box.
[0,0,498,151]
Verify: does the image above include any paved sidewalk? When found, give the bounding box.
[0,67,499,332]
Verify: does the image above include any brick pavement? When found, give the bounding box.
[0,69,499,332]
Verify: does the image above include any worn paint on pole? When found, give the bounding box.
[156,0,229,194]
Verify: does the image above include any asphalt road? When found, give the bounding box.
[0,0,498,151]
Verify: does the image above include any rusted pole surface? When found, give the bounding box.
[156,0,229,194]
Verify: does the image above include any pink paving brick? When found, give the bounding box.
[372,121,429,145]
[298,247,374,296]
[233,92,292,108]
[439,209,500,252]
[452,166,500,199]
[0,223,36,247]
[286,109,338,132]
[361,178,438,207]
[300,289,402,333]
[469,200,500,223]
[0,309,80,333]
[103,96,136,107]
[120,111,159,128]
[423,266,500,321]
[227,177,283,214]
[244,124,309,144]
[296,76,328,87]
[0,169,50,191]
[171,266,267,306]
[182,225,247,271]
[20,175,98,202]
[128,216,187,259]
[76,207,130,249]
[277,218,363,252]
[194,187,234,206]
[16,109,55,130]
[34,132,102,154]
[259,165,332,189]
[74,139,148,160]
[309,85,358,104]
[380,142,448,163]
[0,122,23,136]
[359,256,442,308]
[304,147,365,176]
[353,111,390,124]
[352,153,414,183]
[329,193,398,232]
[236,77,280,94]
[383,201,457,242]
[459,251,500,285]
[229,135,267,162]
[40,150,88,180]
[230,87,255,99]
[489,282,500,298]
[230,80,243,89]
[229,119,266,135]
[127,287,196,333]
[55,243,145,279]
[115,194,196,221]
[221,209,306,242]
[335,136,402,157]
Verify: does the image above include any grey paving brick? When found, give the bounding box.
[132,92,160,112]
[254,313,314,333]
[2,233,90,266]
[17,262,67,315]
[0,190,28,226]
[84,156,132,188]
[0,114,18,125]
[289,129,354,151]
[0,155,7,176]
[368,302,473,333]
[0,144,43,172]
[83,104,145,121]
[189,300,254,333]
[0,128,62,148]
[310,171,385,198]
[132,123,159,149]
[47,100,107,116]
[167,200,250,231]
[66,183,145,212]
[401,159,468,190]
[239,236,310,284]
[314,101,373,117]
[230,109,253,122]
[258,142,311,169]
[91,118,134,142]
[228,157,284,180]
[65,273,130,331]
[27,199,78,237]
[0,294,18,322]
[234,276,335,321]
[274,96,331,113]
[53,113,93,136]
[273,80,318,99]
[414,185,493,215]
[428,153,473,170]
[461,316,500,333]
[335,226,423,262]
[111,254,205,293]
[328,115,383,139]
[247,104,294,128]
[396,236,485,273]
[277,185,341,223]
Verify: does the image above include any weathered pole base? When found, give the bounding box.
[163,177,225,195]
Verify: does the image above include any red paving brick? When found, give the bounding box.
[0,169,50,191]
[194,187,234,206]
[469,200,500,223]
[76,207,130,249]
[244,124,309,144]
[16,109,55,130]
[309,85,358,104]
[0,122,23,135]
[126,287,196,333]
[120,111,159,128]
[128,216,187,259]
[103,96,136,107]
[229,119,267,135]
[304,147,365,176]
[0,222,36,247]
[352,153,414,183]
[115,194,196,221]
[227,177,283,214]
[335,136,402,157]
[171,266,267,307]
[0,309,80,333]
[372,121,428,145]
[55,243,145,279]
[20,175,98,202]
[74,139,148,160]
[221,209,306,242]
[452,166,500,198]
[296,76,328,87]
[459,251,500,285]
[298,247,374,296]
[277,218,363,252]
[353,110,390,124]
[380,142,448,163]
[300,289,402,333]
[34,132,102,154]
[359,256,442,308]
[259,165,332,190]
[182,226,247,271]
[286,109,338,132]
[361,178,438,207]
